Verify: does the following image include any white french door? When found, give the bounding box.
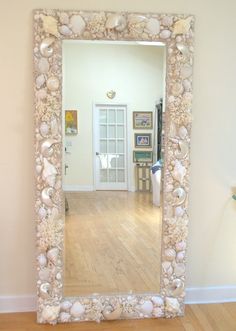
[94,104,128,190]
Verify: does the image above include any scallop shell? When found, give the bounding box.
[60,300,73,312]
[173,17,192,35]
[164,248,176,261]
[146,18,160,35]
[106,14,127,32]
[47,247,59,264]
[162,16,173,27]
[181,64,192,79]
[40,122,49,137]
[46,76,60,91]
[37,253,47,267]
[103,305,122,320]
[172,187,186,205]
[36,74,45,89]
[59,12,69,25]
[165,297,180,313]
[160,29,171,39]
[176,43,189,56]
[37,58,50,74]
[140,300,153,315]
[39,282,51,298]
[176,241,187,251]
[172,160,186,183]
[41,187,54,207]
[59,312,71,323]
[70,15,86,35]
[42,15,59,37]
[171,82,184,96]
[41,139,58,157]
[41,305,60,323]
[39,268,51,281]
[38,207,47,219]
[175,141,188,159]
[162,261,173,275]
[175,206,184,217]
[40,37,55,57]
[179,126,188,139]
[174,263,185,276]
[70,301,85,317]
[59,25,72,36]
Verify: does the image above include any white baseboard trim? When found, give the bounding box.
[63,185,94,192]
[1,286,236,313]
[0,295,36,313]
[185,285,236,304]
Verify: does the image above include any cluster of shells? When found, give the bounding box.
[34,9,194,324]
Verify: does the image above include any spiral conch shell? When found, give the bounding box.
[42,158,57,187]
[41,139,58,157]
[41,187,54,207]
[169,279,185,296]
[172,187,186,205]
[106,14,127,32]
[175,141,188,159]
[40,37,55,57]
[39,282,51,299]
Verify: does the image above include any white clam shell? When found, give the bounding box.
[172,160,186,183]
[175,141,188,159]
[36,165,42,174]
[164,248,176,261]
[70,15,86,35]
[40,122,49,137]
[41,187,54,207]
[40,37,54,57]
[160,29,171,39]
[140,300,153,315]
[106,14,127,32]
[36,74,45,89]
[165,297,180,313]
[47,247,59,264]
[179,126,188,139]
[39,268,51,281]
[42,15,58,37]
[36,88,47,101]
[37,253,47,267]
[162,16,173,27]
[59,312,71,323]
[39,282,51,298]
[177,251,185,261]
[174,263,185,276]
[60,300,72,312]
[41,139,58,157]
[59,25,72,36]
[172,187,186,205]
[151,296,164,306]
[173,16,192,35]
[41,305,60,323]
[103,305,122,320]
[46,76,60,91]
[175,206,184,217]
[146,18,160,35]
[171,82,184,96]
[38,207,47,219]
[181,64,192,79]
[37,58,49,74]
[183,79,192,92]
[59,12,69,25]
[70,301,85,317]
[176,241,187,251]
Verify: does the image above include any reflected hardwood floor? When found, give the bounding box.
[64,191,162,296]
[2,303,236,330]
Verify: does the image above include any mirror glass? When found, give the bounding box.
[62,40,166,296]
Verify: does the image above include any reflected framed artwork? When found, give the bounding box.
[65,110,78,135]
[135,133,152,148]
[133,111,153,129]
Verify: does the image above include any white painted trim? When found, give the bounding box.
[0,295,36,313]
[63,185,94,192]
[185,285,236,304]
[1,286,236,313]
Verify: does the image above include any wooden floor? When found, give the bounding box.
[1,303,236,330]
[64,191,162,296]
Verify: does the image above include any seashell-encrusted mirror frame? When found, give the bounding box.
[33,9,194,324]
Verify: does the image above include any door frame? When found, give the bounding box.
[93,103,131,191]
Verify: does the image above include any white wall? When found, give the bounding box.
[62,42,164,190]
[0,0,236,303]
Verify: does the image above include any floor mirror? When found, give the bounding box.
[33,9,194,324]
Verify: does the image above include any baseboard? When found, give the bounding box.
[185,285,236,304]
[0,295,36,313]
[1,286,236,313]
[63,185,94,192]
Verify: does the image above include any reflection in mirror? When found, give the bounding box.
[62,40,166,296]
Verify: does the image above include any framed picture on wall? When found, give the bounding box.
[65,110,78,135]
[133,151,153,163]
[134,133,152,148]
[133,111,153,129]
